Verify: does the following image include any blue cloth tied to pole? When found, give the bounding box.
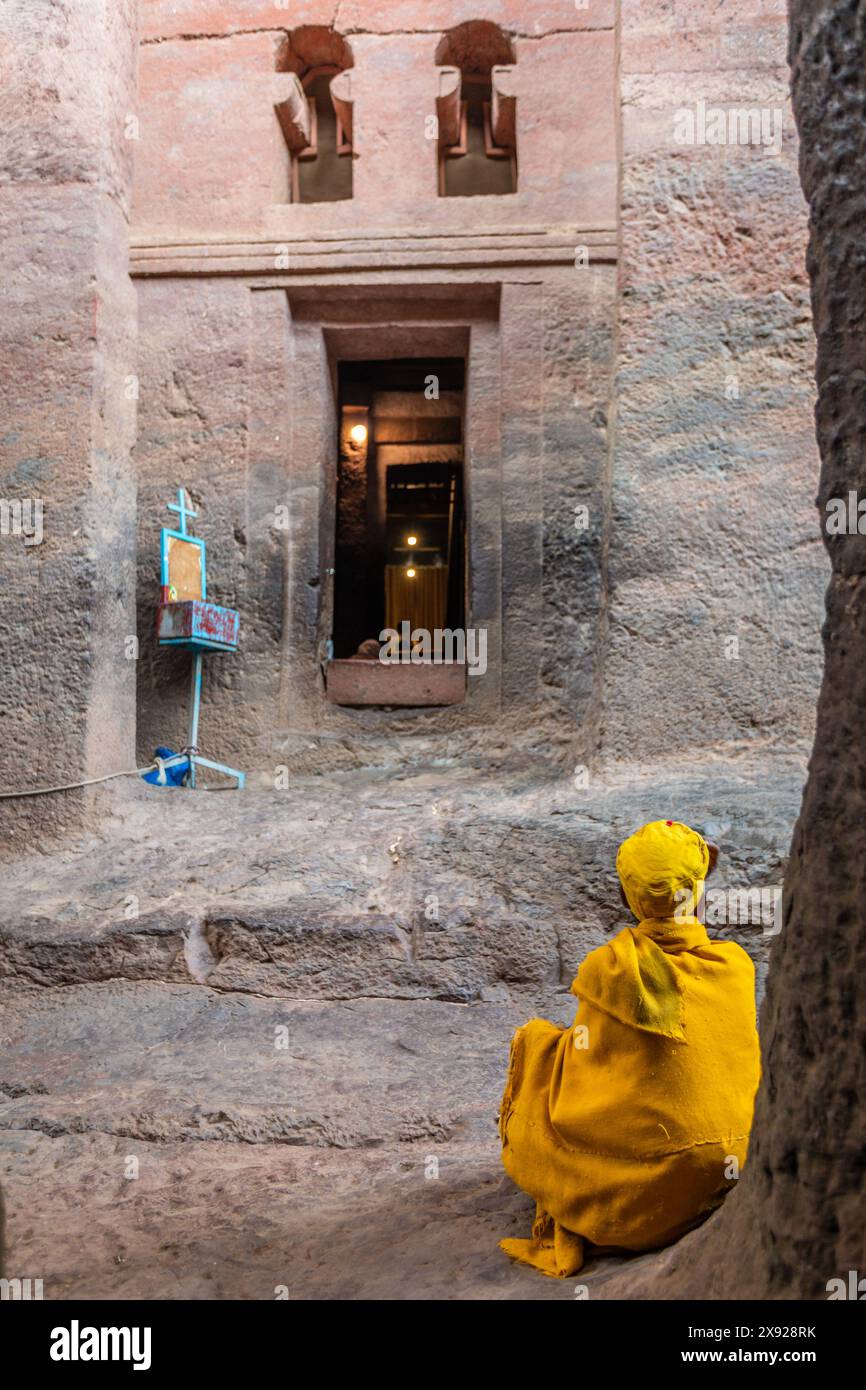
[141,747,190,787]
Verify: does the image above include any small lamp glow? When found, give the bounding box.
[406,567,416,579]
[349,423,368,445]
[406,534,418,547]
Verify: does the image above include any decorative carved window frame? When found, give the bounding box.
[436,69,517,196]
[288,64,354,203]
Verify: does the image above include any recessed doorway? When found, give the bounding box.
[328,357,467,705]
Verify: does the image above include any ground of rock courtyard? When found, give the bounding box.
[0,750,803,1300]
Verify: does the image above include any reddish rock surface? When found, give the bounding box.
[0,758,800,1298]
[0,0,139,839]
[0,0,846,1303]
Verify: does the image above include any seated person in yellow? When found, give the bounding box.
[499,819,761,1277]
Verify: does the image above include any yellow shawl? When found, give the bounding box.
[499,822,761,1277]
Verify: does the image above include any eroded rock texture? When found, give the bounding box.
[605,0,825,767]
[0,760,799,1299]
[0,0,139,841]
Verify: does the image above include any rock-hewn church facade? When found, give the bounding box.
[3,0,823,809]
[7,0,866,1310]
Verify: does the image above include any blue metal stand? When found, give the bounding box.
[188,651,203,790]
[184,650,245,790]
[155,488,245,791]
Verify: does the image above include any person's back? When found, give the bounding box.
[499,820,761,1277]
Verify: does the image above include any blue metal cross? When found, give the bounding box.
[167,486,197,536]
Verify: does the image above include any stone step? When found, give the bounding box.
[0,903,565,1001]
[0,977,645,1299]
[0,767,796,1006]
[202,904,562,1001]
[0,912,195,993]
[0,979,573,1150]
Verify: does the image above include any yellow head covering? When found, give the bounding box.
[616,819,710,921]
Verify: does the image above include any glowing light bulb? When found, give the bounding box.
[406,534,418,546]
[349,423,368,445]
[406,567,416,579]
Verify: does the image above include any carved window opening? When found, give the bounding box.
[435,21,517,197]
[274,28,354,204]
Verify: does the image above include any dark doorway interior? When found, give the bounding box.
[332,358,466,659]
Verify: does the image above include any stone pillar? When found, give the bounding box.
[0,0,138,838]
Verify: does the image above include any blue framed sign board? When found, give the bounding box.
[153,488,245,790]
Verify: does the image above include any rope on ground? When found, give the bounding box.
[0,764,159,799]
